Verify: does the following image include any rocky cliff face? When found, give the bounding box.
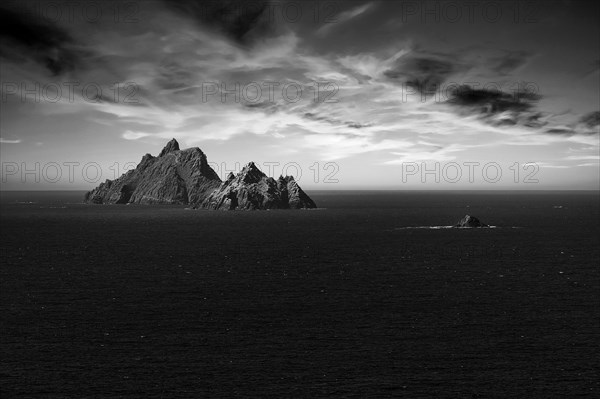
[84,139,317,210]
[201,162,317,210]
[84,139,221,205]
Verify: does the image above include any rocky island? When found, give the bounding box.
[84,139,317,210]
[454,215,489,228]
[202,162,316,210]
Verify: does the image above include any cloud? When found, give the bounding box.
[534,162,571,169]
[545,128,575,135]
[0,5,87,75]
[337,49,408,81]
[122,131,151,140]
[579,111,600,129]
[564,155,600,161]
[447,85,543,127]
[316,2,375,36]
[383,53,456,94]
[449,85,540,112]
[0,138,22,144]
[0,0,597,181]
[161,0,277,45]
[543,112,600,136]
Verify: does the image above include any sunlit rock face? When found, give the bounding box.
[200,162,317,210]
[84,139,221,205]
[85,140,317,210]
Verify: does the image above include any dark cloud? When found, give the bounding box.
[447,85,544,128]
[579,111,600,128]
[346,122,372,129]
[0,5,85,75]
[533,113,599,136]
[545,128,574,135]
[448,85,540,113]
[162,0,276,45]
[384,55,455,94]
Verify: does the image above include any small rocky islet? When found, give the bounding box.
[454,215,489,228]
[84,139,317,210]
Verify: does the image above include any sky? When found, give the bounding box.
[0,0,599,190]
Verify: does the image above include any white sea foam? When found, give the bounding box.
[394,225,499,230]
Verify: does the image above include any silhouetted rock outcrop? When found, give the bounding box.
[201,162,317,210]
[454,215,488,228]
[84,140,317,210]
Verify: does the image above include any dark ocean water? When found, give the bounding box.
[1,190,599,398]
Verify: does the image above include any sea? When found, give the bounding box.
[1,190,598,398]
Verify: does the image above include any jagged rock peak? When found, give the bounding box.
[159,138,180,157]
[238,161,266,183]
[278,175,295,182]
[454,215,488,228]
[242,161,260,172]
